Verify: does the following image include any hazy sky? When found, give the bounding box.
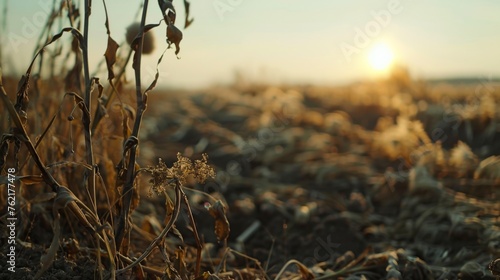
[2,0,500,88]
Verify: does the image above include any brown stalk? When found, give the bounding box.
[80,4,106,277]
[115,0,150,253]
[180,187,203,276]
[82,0,98,214]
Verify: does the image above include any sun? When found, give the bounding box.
[368,43,394,72]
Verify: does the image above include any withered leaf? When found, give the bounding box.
[16,75,30,113]
[26,27,84,81]
[144,48,167,96]
[158,0,176,24]
[174,249,189,280]
[92,77,108,120]
[144,22,162,34]
[295,261,315,280]
[165,194,183,242]
[171,225,184,243]
[167,24,183,56]
[101,0,118,80]
[53,186,78,211]
[18,175,44,185]
[104,36,119,81]
[206,200,230,242]
[183,0,194,28]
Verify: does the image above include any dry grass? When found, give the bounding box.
[0,1,226,279]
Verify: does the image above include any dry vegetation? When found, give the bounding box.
[1,1,500,280]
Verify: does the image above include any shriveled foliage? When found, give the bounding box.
[0,1,230,279]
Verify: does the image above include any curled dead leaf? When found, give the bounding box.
[15,174,43,185]
[474,156,500,181]
[158,0,176,24]
[296,261,315,280]
[104,36,119,80]
[205,200,230,242]
[183,0,194,28]
[167,24,183,56]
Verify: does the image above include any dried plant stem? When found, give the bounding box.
[180,187,203,277]
[82,0,97,214]
[273,259,304,280]
[116,183,182,274]
[80,3,105,275]
[115,0,149,253]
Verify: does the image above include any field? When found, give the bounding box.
[2,70,500,279]
[1,1,500,280]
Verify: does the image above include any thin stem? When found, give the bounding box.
[180,187,203,277]
[274,259,299,280]
[115,0,150,251]
[82,0,97,214]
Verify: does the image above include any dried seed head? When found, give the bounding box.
[126,22,156,54]
[146,153,216,196]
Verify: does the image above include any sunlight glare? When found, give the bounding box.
[368,43,394,72]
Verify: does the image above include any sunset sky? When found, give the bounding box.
[2,0,500,88]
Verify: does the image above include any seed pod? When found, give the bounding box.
[126,22,156,54]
